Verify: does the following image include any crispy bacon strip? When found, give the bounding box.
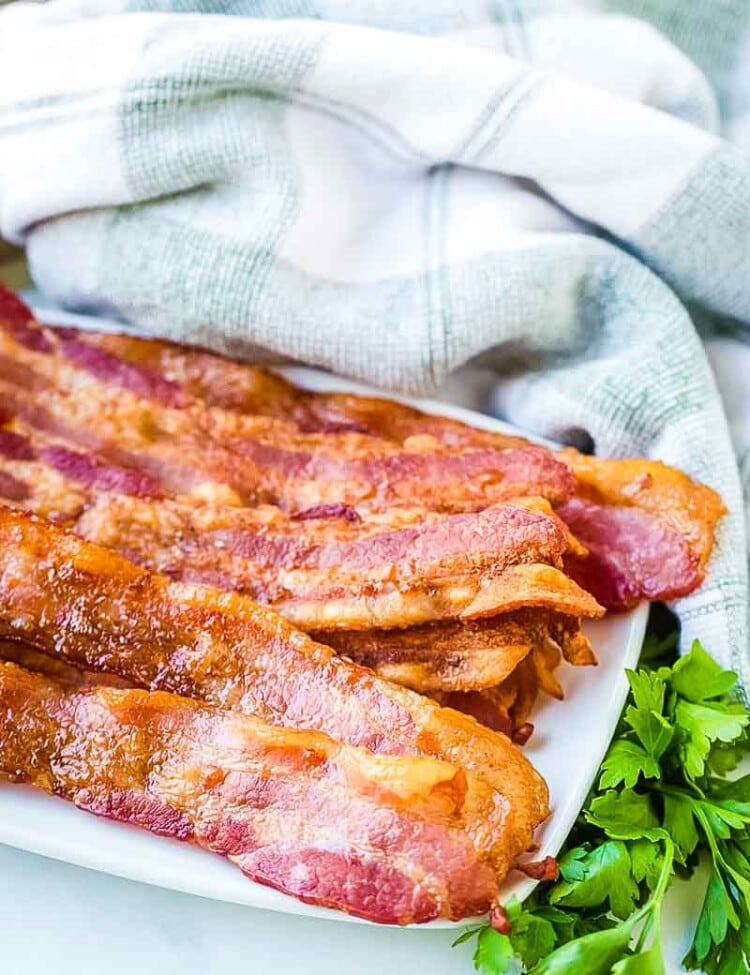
[319,610,595,694]
[0,415,600,692]
[85,331,531,447]
[0,470,30,502]
[0,445,599,693]
[0,417,157,521]
[0,446,602,691]
[0,421,601,690]
[0,296,575,513]
[87,325,724,609]
[436,640,566,735]
[72,493,601,632]
[0,475,601,687]
[0,661,509,923]
[0,507,549,863]
[558,454,726,609]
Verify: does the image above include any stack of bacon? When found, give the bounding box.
[0,505,554,923]
[0,286,725,730]
[0,284,724,923]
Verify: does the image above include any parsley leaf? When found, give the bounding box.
[474,928,519,975]
[531,923,634,974]
[509,913,556,968]
[661,795,699,864]
[550,841,639,919]
[610,940,665,975]
[585,789,665,842]
[628,839,663,891]
[455,639,750,975]
[626,669,667,714]
[623,705,673,760]
[599,740,660,790]
[669,640,738,701]
[674,699,749,780]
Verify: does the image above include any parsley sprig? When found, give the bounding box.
[455,638,750,974]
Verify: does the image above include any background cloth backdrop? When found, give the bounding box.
[0,0,748,681]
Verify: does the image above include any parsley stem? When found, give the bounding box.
[634,836,674,923]
[630,835,675,953]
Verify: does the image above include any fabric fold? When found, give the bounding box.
[0,0,747,679]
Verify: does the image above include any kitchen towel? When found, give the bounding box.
[0,0,748,681]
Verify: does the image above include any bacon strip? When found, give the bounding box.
[0,412,603,644]
[0,660,509,923]
[84,331,531,449]
[0,472,601,686]
[319,610,595,694]
[559,454,726,609]
[0,640,132,689]
[0,507,549,866]
[0,417,156,521]
[0,421,602,691]
[0,470,30,502]
[0,436,600,690]
[0,302,575,512]
[72,493,601,632]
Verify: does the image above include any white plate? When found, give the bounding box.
[0,305,648,927]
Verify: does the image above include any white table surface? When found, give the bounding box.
[0,843,705,974]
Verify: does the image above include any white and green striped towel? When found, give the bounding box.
[0,0,748,682]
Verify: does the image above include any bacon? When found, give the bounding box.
[0,469,602,631]
[0,471,30,502]
[0,424,602,640]
[0,434,600,690]
[84,332,307,417]
[39,445,163,499]
[0,507,549,868]
[560,498,699,609]
[0,416,164,518]
[319,610,595,693]
[559,454,725,609]
[0,290,721,609]
[0,660,510,923]
[516,856,559,882]
[58,334,188,408]
[292,503,363,523]
[438,691,514,736]
[0,316,575,511]
[0,439,89,521]
[72,494,601,633]
[436,641,566,735]
[84,332,529,448]
[0,284,52,353]
[0,420,590,626]
[0,430,36,461]
[0,284,34,327]
[512,723,535,746]
[88,330,723,608]
[0,640,132,689]
[490,904,513,934]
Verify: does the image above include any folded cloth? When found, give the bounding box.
[0,0,748,682]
